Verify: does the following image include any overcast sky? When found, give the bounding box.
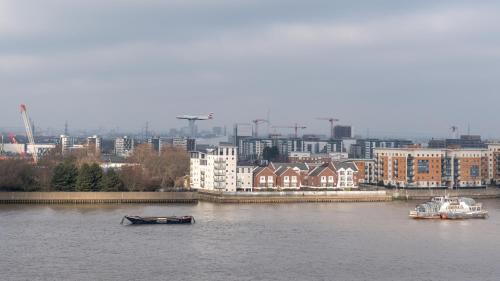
[1,0,499,138]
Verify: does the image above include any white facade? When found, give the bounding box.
[60,135,73,154]
[115,136,135,157]
[237,166,254,191]
[190,144,238,192]
[337,168,356,189]
[26,144,56,156]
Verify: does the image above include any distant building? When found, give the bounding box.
[115,136,134,157]
[288,152,348,164]
[238,137,344,161]
[351,138,413,159]
[429,135,486,149]
[86,135,102,155]
[334,125,352,139]
[59,135,74,155]
[172,137,196,151]
[147,137,161,153]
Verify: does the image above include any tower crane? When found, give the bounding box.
[272,124,307,139]
[252,119,269,137]
[20,104,38,163]
[317,117,340,139]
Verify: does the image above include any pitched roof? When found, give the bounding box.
[271,162,309,171]
[253,166,275,176]
[308,163,333,177]
[332,161,358,171]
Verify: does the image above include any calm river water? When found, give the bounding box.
[1,200,500,281]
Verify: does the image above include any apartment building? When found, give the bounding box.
[487,143,500,185]
[115,136,134,157]
[189,143,237,192]
[374,148,488,188]
[236,165,254,191]
[86,135,102,155]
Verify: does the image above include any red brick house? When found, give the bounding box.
[253,166,276,189]
[306,163,337,188]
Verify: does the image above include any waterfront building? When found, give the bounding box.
[190,143,237,192]
[115,136,134,157]
[351,159,376,184]
[236,165,255,192]
[374,148,487,189]
[487,143,500,185]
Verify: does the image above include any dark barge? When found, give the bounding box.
[121,215,195,225]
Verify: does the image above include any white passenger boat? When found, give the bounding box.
[409,196,488,220]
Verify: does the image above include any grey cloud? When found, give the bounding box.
[0,0,499,138]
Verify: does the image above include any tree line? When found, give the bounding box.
[0,144,189,192]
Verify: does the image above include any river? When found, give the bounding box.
[1,200,500,281]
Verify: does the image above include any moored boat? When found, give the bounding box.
[409,196,488,220]
[121,215,195,225]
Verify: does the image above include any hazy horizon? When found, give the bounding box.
[1,1,499,138]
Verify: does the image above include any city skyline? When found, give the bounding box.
[1,0,499,138]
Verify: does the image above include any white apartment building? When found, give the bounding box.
[237,165,255,192]
[115,136,135,157]
[60,135,74,154]
[190,144,238,192]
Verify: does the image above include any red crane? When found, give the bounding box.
[252,119,269,137]
[272,124,307,139]
[317,117,340,139]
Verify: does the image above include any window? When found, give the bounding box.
[470,165,480,177]
[321,176,326,182]
[418,160,430,173]
[284,176,290,182]
[328,176,334,182]
[260,176,266,183]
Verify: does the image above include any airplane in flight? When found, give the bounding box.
[176,113,214,137]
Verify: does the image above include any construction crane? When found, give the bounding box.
[20,104,38,163]
[176,112,214,138]
[317,117,340,139]
[252,118,269,137]
[272,124,307,139]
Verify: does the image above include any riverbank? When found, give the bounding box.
[388,187,500,200]
[1,187,499,204]
[198,190,392,203]
[0,192,197,204]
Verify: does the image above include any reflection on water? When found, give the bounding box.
[1,200,500,281]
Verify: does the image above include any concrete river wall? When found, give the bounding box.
[1,188,498,204]
[388,187,500,200]
[0,192,198,204]
[198,190,392,203]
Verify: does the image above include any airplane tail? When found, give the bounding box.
[208,112,214,119]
